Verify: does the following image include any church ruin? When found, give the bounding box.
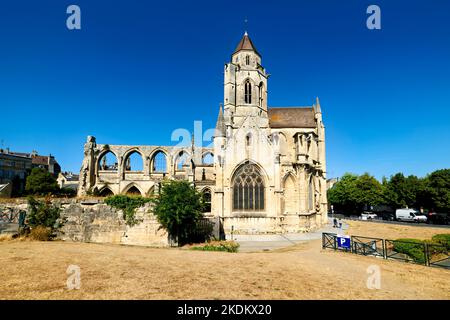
[78,32,327,234]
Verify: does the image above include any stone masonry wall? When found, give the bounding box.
[0,199,169,247]
[59,201,169,247]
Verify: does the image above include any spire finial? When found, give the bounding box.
[315,96,321,113]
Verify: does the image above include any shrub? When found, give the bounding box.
[393,239,426,264]
[431,234,450,248]
[190,241,239,253]
[27,196,61,230]
[105,195,151,226]
[29,226,52,241]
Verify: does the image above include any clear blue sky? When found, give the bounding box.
[1,0,449,180]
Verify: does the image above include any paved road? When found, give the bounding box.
[230,221,349,252]
[231,217,449,252]
[337,217,450,229]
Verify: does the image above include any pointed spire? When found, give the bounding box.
[232,32,260,57]
[214,104,226,138]
[315,96,321,114]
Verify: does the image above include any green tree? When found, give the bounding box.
[425,169,450,212]
[353,173,384,211]
[25,168,59,195]
[328,173,384,214]
[151,180,204,246]
[384,173,424,209]
[327,173,359,214]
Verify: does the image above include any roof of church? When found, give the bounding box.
[233,32,261,56]
[268,107,316,128]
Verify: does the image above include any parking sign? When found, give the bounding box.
[337,235,351,249]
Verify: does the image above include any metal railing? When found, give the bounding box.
[351,235,385,258]
[322,232,450,270]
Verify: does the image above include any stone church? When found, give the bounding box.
[78,33,327,234]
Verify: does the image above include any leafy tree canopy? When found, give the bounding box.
[151,180,204,245]
[25,168,59,195]
[328,169,450,214]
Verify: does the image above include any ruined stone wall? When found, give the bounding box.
[0,199,169,247]
[59,201,169,247]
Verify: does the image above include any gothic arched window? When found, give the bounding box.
[244,80,252,104]
[202,188,211,212]
[245,55,250,65]
[151,151,167,173]
[176,151,188,170]
[232,163,265,211]
[98,151,118,171]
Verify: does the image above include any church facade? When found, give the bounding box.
[78,33,328,234]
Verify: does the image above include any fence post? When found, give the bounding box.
[382,239,386,259]
[322,233,325,249]
[424,243,430,266]
[350,236,354,254]
[333,234,337,250]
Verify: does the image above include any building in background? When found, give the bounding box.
[57,172,79,191]
[0,148,62,197]
[0,149,33,197]
[8,150,61,177]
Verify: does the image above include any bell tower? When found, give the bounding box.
[223,32,269,128]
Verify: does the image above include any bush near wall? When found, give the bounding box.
[393,234,450,263]
[392,239,426,264]
[29,226,52,241]
[190,241,240,253]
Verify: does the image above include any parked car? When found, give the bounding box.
[395,208,427,223]
[426,212,449,225]
[361,212,378,220]
[380,211,395,221]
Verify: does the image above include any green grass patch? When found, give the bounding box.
[392,238,426,264]
[190,241,239,253]
[431,234,450,248]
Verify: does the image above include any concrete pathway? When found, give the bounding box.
[230,219,349,252]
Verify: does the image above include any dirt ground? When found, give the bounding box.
[343,219,448,240]
[0,220,449,300]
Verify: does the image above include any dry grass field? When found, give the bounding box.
[0,220,449,300]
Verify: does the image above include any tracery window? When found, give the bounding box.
[232,163,264,211]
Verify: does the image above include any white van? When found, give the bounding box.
[395,208,427,223]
